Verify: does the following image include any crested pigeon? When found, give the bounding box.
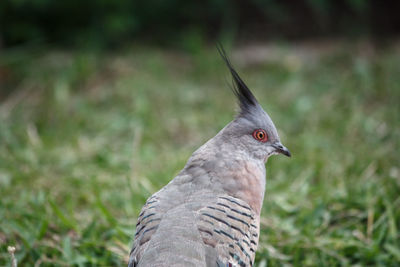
[128,45,291,267]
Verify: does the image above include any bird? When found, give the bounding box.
[128,45,291,267]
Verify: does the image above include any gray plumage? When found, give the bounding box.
[128,45,290,267]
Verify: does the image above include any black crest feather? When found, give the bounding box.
[216,43,259,115]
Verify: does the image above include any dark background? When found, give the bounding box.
[1,0,400,48]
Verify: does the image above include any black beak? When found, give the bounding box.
[273,142,291,157]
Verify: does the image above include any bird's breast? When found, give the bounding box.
[219,160,266,215]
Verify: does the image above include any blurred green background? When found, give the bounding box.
[1,1,400,266]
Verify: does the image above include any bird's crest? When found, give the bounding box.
[217,43,260,117]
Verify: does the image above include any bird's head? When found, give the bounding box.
[217,45,291,163]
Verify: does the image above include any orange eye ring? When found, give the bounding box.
[252,129,268,142]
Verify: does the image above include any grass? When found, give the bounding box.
[0,41,399,266]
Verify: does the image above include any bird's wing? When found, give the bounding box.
[129,192,259,267]
[196,195,260,267]
[128,194,165,267]
[128,191,209,267]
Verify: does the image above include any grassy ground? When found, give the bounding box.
[0,41,399,266]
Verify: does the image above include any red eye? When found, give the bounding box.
[252,129,268,142]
